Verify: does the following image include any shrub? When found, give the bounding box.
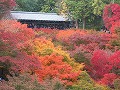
[72,52,90,65]
[56,29,87,45]
[90,50,112,79]
[19,37,85,71]
[0,74,65,90]
[90,50,120,87]
[99,73,118,88]
[66,71,110,90]
[0,40,16,57]
[35,54,81,86]
[109,50,120,75]
[0,52,41,76]
[113,79,120,90]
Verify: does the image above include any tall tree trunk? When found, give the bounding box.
[82,18,85,30]
[75,19,79,29]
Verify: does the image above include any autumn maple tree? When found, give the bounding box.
[0,0,16,19]
[103,3,120,32]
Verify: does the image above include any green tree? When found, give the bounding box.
[110,0,120,4]
[92,0,120,16]
[15,0,42,12]
[58,0,68,18]
[41,0,56,13]
[15,0,57,13]
[66,0,93,29]
[92,0,105,16]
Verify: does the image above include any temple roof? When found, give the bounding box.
[10,11,68,21]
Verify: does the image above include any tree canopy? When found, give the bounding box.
[15,0,57,12]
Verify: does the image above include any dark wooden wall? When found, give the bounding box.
[18,20,75,29]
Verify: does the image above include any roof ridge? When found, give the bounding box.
[11,11,57,15]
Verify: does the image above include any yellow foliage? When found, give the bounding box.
[59,0,68,18]
[29,38,85,71]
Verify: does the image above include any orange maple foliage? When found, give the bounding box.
[35,54,81,86]
[56,29,87,43]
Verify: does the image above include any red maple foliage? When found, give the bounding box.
[0,52,41,74]
[103,4,120,31]
[0,20,40,75]
[99,73,118,86]
[90,50,112,79]
[110,21,120,33]
[0,0,16,19]
[109,50,120,69]
[0,20,35,49]
[90,50,120,85]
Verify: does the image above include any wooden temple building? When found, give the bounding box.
[10,11,74,29]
